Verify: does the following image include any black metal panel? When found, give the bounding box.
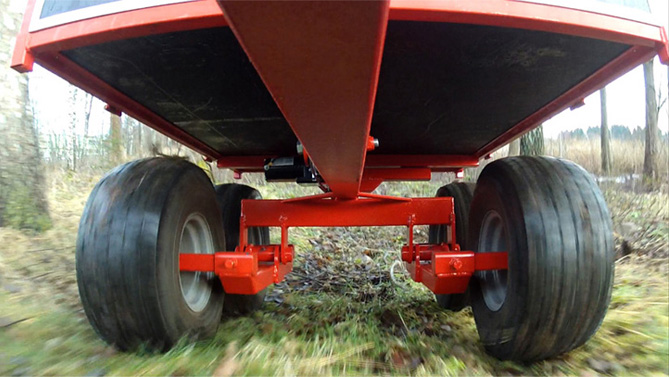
[369,22,628,154]
[40,0,120,18]
[63,28,297,156]
[63,22,628,157]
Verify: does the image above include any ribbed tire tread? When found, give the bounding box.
[76,158,224,351]
[469,156,614,362]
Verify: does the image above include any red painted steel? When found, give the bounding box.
[240,196,453,228]
[216,155,479,172]
[401,245,508,294]
[10,0,36,73]
[17,0,667,65]
[179,253,215,272]
[218,0,390,199]
[179,196,509,295]
[179,245,294,294]
[217,254,292,294]
[26,0,228,56]
[360,167,431,192]
[390,0,663,47]
[366,155,480,168]
[475,251,509,271]
[659,28,669,64]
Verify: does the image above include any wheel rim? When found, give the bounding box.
[179,213,214,312]
[478,210,508,312]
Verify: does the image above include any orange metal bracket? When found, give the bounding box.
[180,195,508,296]
[402,244,508,294]
[180,244,294,294]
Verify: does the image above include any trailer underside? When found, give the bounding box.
[62,22,629,158]
[12,0,669,361]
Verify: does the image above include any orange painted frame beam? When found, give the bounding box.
[389,0,665,48]
[15,0,667,71]
[240,195,453,228]
[215,154,479,171]
[218,0,390,199]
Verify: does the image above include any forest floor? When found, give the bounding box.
[0,169,667,376]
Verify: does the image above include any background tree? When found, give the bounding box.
[0,0,51,231]
[109,112,124,164]
[600,87,612,174]
[520,125,544,156]
[507,139,520,157]
[643,60,659,186]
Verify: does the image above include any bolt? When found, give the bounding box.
[450,258,463,271]
[224,259,237,269]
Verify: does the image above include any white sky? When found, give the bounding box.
[543,58,669,138]
[544,0,669,138]
[27,0,669,140]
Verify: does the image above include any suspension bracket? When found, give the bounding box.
[179,193,507,296]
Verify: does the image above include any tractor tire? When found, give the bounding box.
[215,184,270,316]
[468,156,614,362]
[76,157,225,351]
[428,182,476,311]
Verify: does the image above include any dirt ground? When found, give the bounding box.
[0,171,667,376]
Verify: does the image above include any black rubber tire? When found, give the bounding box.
[468,156,614,362]
[215,184,270,316]
[428,182,476,311]
[76,157,225,351]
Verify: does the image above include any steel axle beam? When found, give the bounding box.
[179,195,508,296]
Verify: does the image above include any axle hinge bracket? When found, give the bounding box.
[179,244,294,295]
[401,243,508,294]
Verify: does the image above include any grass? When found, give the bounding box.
[1,160,668,376]
[544,138,669,180]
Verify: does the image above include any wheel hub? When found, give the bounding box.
[179,213,214,312]
[478,210,508,312]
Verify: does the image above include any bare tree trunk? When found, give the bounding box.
[520,125,544,156]
[110,113,123,164]
[600,87,612,175]
[643,60,659,187]
[136,120,143,157]
[507,139,520,157]
[68,86,78,171]
[0,0,51,231]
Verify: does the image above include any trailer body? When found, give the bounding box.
[13,0,668,360]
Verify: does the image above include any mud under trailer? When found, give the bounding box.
[13,0,669,362]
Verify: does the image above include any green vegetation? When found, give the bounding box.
[0,168,667,376]
[2,183,52,233]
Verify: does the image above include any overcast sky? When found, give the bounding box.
[28,0,669,140]
[544,0,669,137]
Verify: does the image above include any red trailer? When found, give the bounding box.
[13,0,668,361]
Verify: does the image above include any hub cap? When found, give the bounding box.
[179,213,214,312]
[478,210,508,312]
